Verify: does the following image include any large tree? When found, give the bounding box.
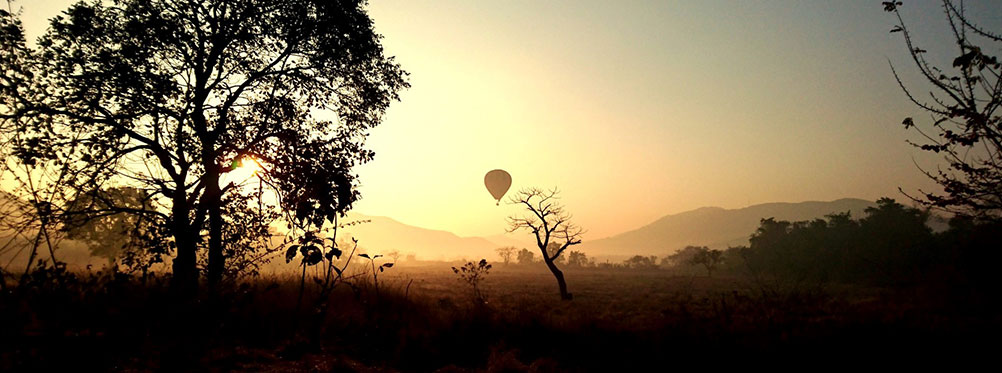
[884,1,1002,221]
[0,0,408,293]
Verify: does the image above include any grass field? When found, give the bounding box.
[3,261,1000,371]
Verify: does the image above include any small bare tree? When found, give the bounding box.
[507,188,583,300]
[495,246,516,265]
[387,250,401,264]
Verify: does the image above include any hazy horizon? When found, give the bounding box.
[12,0,1000,239]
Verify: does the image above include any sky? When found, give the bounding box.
[13,0,1001,240]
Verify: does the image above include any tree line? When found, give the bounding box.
[507,197,998,289]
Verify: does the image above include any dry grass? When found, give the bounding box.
[2,262,1000,371]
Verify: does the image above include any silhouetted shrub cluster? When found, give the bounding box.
[729,198,1001,287]
[623,255,659,270]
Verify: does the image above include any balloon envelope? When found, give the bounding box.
[484,169,512,204]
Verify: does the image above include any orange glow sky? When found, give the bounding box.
[17,1,998,239]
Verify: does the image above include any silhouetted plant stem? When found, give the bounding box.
[296,261,307,314]
[369,257,380,300]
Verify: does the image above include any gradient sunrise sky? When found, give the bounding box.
[15,1,1001,239]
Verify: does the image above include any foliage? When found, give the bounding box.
[451,259,492,304]
[209,192,283,280]
[884,1,1002,221]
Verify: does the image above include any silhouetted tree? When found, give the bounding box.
[0,185,66,285]
[547,242,567,266]
[858,198,934,281]
[884,1,1002,221]
[0,0,408,294]
[689,247,724,277]
[566,250,589,267]
[516,248,535,265]
[495,246,516,265]
[937,215,1002,289]
[508,188,584,300]
[623,255,658,270]
[387,250,401,264]
[666,246,705,268]
[740,198,934,284]
[62,187,171,277]
[0,9,74,280]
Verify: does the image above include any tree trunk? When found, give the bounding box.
[171,199,198,296]
[204,165,224,289]
[543,257,573,300]
[191,84,225,290]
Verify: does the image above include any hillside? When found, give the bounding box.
[577,198,877,257]
[337,212,512,261]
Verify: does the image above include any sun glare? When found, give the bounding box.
[226,156,263,185]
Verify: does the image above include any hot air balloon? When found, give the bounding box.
[484,169,511,206]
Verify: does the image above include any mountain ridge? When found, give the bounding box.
[576,198,877,258]
[337,212,502,260]
[342,198,882,261]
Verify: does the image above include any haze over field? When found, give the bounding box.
[338,198,951,261]
[0,197,885,265]
[12,0,1001,242]
[330,199,884,261]
[336,200,886,261]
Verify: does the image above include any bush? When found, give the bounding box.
[452,259,492,304]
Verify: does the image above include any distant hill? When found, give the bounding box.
[483,233,536,250]
[577,198,877,258]
[337,212,508,261]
